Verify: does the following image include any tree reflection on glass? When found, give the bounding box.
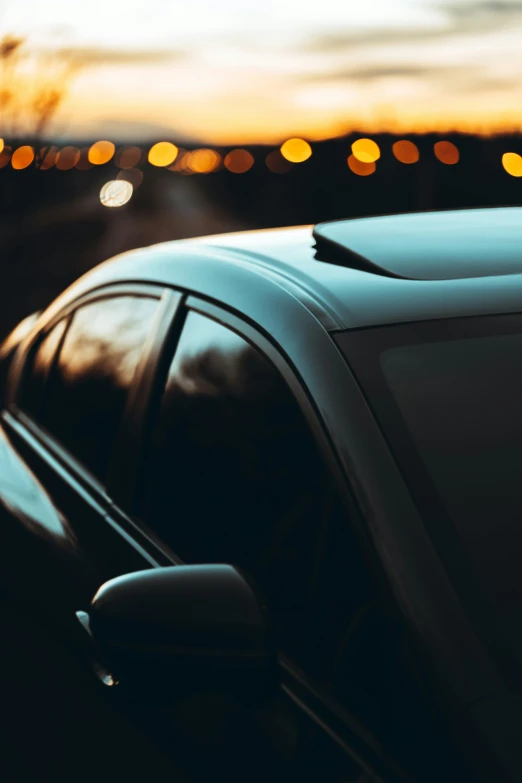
[43,296,157,482]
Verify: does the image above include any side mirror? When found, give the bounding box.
[83,565,275,700]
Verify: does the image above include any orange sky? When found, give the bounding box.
[3,0,522,142]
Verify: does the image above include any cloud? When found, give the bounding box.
[442,0,522,21]
[306,64,439,83]
[303,0,522,54]
[54,45,185,68]
[303,27,445,54]
[298,61,505,97]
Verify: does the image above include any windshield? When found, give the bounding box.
[337,314,522,687]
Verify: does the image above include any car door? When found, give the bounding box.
[0,284,181,619]
[119,297,446,783]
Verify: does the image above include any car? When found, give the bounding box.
[1,206,522,783]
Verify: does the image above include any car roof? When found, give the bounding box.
[42,207,522,334]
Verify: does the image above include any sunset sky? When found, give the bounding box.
[2,0,522,143]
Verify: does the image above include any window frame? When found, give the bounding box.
[125,293,364,564]
[7,283,172,503]
[172,296,355,524]
[15,315,71,422]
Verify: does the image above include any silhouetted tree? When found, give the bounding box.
[0,35,80,161]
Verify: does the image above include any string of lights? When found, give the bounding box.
[0,135,520,208]
[1,136,520,176]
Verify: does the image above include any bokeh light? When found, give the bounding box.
[75,148,92,171]
[266,150,293,173]
[502,152,522,177]
[56,146,80,170]
[393,140,420,164]
[117,168,144,188]
[88,140,115,165]
[0,146,11,168]
[168,150,191,173]
[148,141,178,167]
[352,138,380,163]
[187,148,221,173]
[39,146,59,170]
[434,140,459,164]
[0,139,4,154]
[117,146,142,169]
[280,138,312,163]
[11,146,34,170]
[347,154,376,176]
[100,180,133,207]
[224,149,254,173]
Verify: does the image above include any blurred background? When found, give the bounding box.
[0,0,521,340]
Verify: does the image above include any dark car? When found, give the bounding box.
[1,207,522,783]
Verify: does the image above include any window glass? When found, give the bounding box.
[337,317,522,684]
[18,319,68,418]
[140,311,375,661]
[43,296,157,482]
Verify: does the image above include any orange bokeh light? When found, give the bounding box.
[352,138,380,163]
[502,152,522,177]
[187,148,221,173]
[39,146,59,170]
[168,150,191,173]
[56,146,81,170]
[434,140,459,164]
[88,140,115,165]
[75,148,93,171]
[224,149,254,173]
[0,146,12,168]
[280,138,312,163]
[347,154,376,176]
[392,140,420,164]
[11,145,35,170]
[266,150,293,173]
[148,141,178,167]
[117,146,142,169]
[0,139,4,154]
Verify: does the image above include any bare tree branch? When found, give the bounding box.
[0,36,81,160]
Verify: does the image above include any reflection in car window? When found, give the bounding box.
[140,312,329,639]
[18,319,68,418]
[141,311,325,617]
[140,312,382,697]
[42,296,157,482]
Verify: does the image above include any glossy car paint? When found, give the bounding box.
[1,208,521,781]
[313,207,522,280]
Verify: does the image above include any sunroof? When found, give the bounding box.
[313,208,522,281]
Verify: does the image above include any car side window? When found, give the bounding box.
[17,318,68,418]
[139,310,455,776]
[139,311,375,666]
[40,295,158,482]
